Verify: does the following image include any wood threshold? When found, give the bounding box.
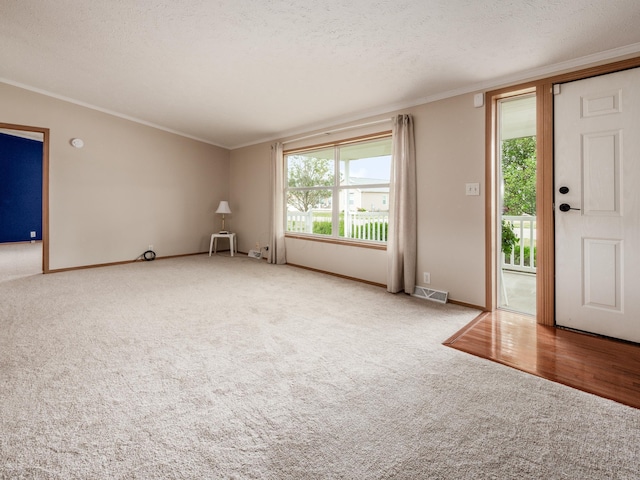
[444,310,640,410]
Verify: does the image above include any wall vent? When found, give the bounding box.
[413,286,449,304]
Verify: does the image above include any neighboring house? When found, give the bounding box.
[338,178,389,212]
[360,189,388,212]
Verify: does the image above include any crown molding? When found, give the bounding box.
[234,42,640,150]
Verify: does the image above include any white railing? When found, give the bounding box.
[287,210,389,242]
[503,215,536,273]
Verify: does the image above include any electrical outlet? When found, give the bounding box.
[30,231,36,238]
[255,242,260,250]
[148,244,154,250]
[465,183,480,196]
[423,272,431,284]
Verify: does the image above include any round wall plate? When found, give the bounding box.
[70,138,84,148]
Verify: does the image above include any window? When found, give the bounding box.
[285,135,392,244]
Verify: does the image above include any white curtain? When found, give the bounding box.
[268,142,287,264]
[387,114,417,294]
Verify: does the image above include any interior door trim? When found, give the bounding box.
[0,122,50,274]
[485,55,640,326]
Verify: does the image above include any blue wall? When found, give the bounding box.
[0,133,43,243]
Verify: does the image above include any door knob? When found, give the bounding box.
[559,203,580,212]
[559,186,569,194]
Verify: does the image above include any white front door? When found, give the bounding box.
[554,67,640,343]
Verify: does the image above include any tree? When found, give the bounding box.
[287,155,334,212]
[502,136,536,215]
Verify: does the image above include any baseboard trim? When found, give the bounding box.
[0,240,43,246]
[285,264,489,308]
[448,299,487,311]
[286,262,386,289]
[47,251,208,274]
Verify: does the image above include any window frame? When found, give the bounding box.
[284,132,392,249]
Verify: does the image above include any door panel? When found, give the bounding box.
[555,67,640,343]
[582,130,621,215]
[582,238,622,311]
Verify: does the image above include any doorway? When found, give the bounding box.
[0,123,50,277]
[486,57,640,327]
[496,94,537,315]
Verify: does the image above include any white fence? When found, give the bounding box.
[287,211,389,242]
[503,215,536,273]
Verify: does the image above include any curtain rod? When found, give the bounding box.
[282,118,391,145]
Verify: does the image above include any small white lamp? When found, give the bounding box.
[215,201,232,233]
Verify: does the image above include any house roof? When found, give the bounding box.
[342,178,389,191]
[2,1,640,149]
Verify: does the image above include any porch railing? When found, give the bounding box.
[503,215,536,273]
[287,210,389,242]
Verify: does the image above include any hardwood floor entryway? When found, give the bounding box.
[444,310,640,409]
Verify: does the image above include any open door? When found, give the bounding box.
[497,94,537,315]
[555,67,640,343]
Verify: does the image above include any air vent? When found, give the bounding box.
[413,286,449,304]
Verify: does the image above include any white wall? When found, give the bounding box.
[229,142,272,252]
[413,94,485,307]
[229,93,486,307]
[1,83,230,270]
[2,82,485,304]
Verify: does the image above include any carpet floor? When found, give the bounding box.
[1,254,639,479]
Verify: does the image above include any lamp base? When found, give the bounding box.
[219,230,229,234]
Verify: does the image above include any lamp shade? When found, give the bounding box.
[215,201,231,214]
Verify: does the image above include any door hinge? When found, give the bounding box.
[553,84,561,95]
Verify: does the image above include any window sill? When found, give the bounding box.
[285,233,387,251]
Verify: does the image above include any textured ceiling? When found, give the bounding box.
[2,0,640,149]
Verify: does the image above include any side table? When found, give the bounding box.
[209,233,237,257]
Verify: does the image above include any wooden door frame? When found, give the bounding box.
[0,122,50,274]
[485,56,640,325]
